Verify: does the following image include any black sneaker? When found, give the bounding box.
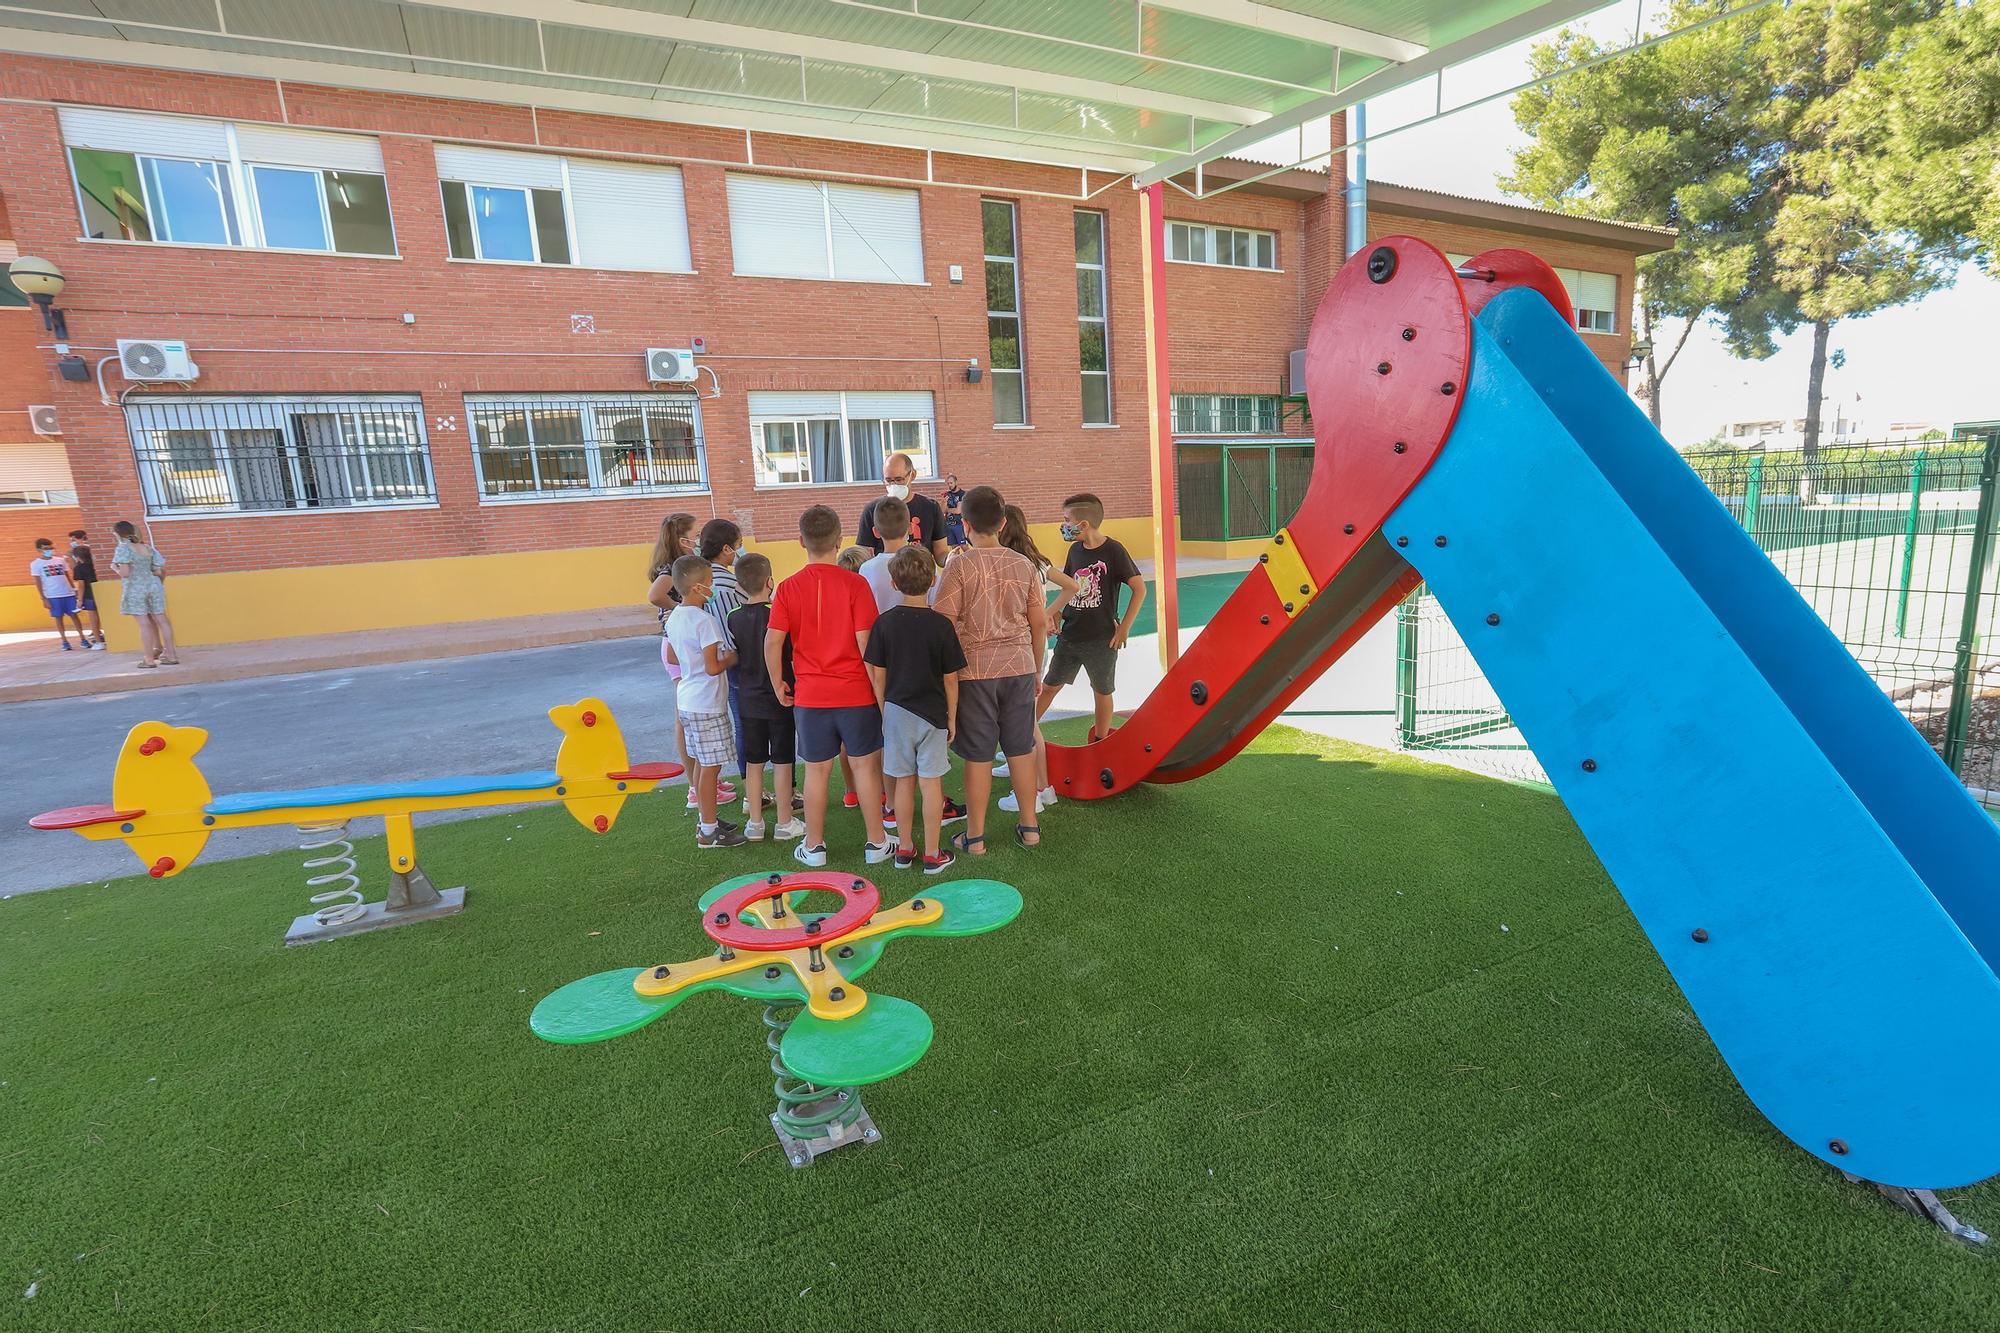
[923,849,957,876]
[893,845,918,870]
[941,797,968,826]
[715,818,742,836]
[698,825,748,849]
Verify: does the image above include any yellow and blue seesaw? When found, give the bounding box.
[31,698,681,943]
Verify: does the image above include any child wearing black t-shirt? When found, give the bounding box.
[864,546,967,874]
[1038,492,1146,743]
[726,554,804,842]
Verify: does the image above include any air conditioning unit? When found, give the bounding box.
[118,338,200,383]
[28,405,60,437]
[646,347,696,383]
[1287,349,1308,397]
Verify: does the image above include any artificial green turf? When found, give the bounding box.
[4,722,1995,1330]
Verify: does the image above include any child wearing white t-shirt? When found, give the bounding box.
[664,555,746,849]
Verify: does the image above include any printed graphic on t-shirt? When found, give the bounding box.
[1072,560,1109,610]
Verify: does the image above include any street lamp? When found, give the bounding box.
[1627,335,1655,368]
[8,255,70,341]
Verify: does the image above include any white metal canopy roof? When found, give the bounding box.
[0,0,1623,172]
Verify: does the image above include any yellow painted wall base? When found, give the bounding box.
[85,517,1161,648]
[1176,537,1276,561]
[2,584,54,634]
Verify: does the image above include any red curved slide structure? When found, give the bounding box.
[1044,238,1505,799]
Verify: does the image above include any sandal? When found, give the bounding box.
[161,657,181,665]
[950,831,987,857]
[136,660,159,669]
[1015,823,1041,849]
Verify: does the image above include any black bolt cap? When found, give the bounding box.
[806,920,822,934]
[653,966,671,979]
[838,945,855,958]
[1434,535,1448,548]
[1441,382,1457,395]
[1376,361,1391,375]
[911,900,926,911]
[765,966,781,979]
[714,912,730,925]
[1343,523,1355,534]
[1829,1139,1850,1156]
[1393,441,1407,453]
[1259,553,1269,563]
[851,879,865,891]
[1191,681,1209,704]
[829,987,846,1001]
[1486,613,1501,626]
[1259,615,1270,625]
[1274,533,1285,545]
[1366,245,1397,283]
[768,873,783,885]
[1402,327,1416,341]
[1581,758,1599,772]
[1395,536,1409,548]
[1691,928,1710,943]
[1299,583,1310,595]
[1100,768,1115,789]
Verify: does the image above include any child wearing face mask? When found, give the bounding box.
[1037,492,1145,746]
[700,518,750,802]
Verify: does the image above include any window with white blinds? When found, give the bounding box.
[748,390,937,487]
[59,107,395,256]
[434,146,691,272]
[727,173,925,285]
[1556,266,1620,333]
[1451,253,1620,335]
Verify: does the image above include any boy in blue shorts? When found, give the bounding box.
[865,546,965,874]
[30,538,88,652]
[765,505,892,868]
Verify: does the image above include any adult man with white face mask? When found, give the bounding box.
[857,452,949,561]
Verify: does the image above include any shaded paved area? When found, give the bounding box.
[0,606,658,704]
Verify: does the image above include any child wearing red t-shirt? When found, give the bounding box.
[765,504,892,868]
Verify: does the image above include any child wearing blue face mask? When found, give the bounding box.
[1036,492,1144,745]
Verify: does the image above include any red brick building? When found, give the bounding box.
[0,52,1669,645]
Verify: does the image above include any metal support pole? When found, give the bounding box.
[1216,444,1232,544]
[1395,593,1420,748]
[1344,105,1368,257]
[1743,454,1763,540]
[1942,434,2000,776]
[1140,181,1181,666]
[1896,449,1927,638]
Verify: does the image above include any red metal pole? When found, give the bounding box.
[1141,181,1181,666]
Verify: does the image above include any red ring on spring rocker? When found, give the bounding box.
[702,871,880,951]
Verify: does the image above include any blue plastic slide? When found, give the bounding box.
[1390,289,2000,1192]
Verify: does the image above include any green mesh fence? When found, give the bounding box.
[1396,435,2000,804]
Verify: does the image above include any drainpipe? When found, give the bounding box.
[1344,104,1368,258]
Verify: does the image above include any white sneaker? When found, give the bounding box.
[743,819,767,841]
[771,817,806,841]
[993,760,1011,778]
[998,790,1023,813]
[793,841,828,867]
[87,641,106,651]
[1039,786,1058,809]
[863,840,893,865]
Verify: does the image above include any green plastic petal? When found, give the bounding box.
[529,968,684,1044]
[781,993,935,1086]
[882,879,1023,939]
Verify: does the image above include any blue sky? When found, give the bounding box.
[1248,1,1996,446]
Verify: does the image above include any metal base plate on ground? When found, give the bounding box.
[771,1091,881,1168]
[1846,1173,1989,1244]
[283,887,467,945]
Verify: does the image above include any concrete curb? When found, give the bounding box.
[0,621,655,705]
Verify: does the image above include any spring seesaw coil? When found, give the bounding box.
[297,821,367,927]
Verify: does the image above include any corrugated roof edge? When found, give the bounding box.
[1200,156,1676,254]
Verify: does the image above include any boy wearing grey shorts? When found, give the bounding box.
[864,546,967,874]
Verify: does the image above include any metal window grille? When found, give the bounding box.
[466,394,706,500]
[125,396,434,514]
[1396,435,2000,804]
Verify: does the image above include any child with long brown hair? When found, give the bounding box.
[648,512,735,808]
[995,503,1074,815]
